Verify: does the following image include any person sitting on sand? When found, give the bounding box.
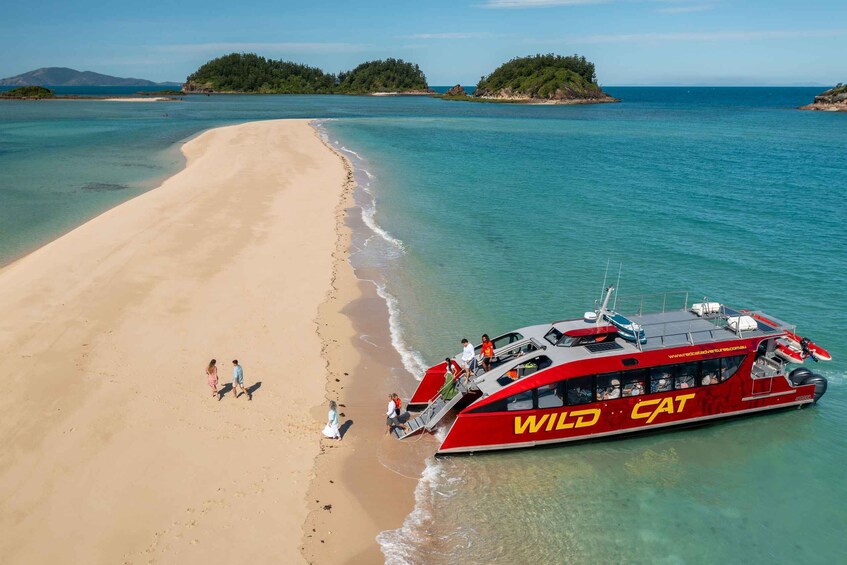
[386,393,407,435]
[322,400,342,440]
[232,359,251,400]
[206,359,219,400]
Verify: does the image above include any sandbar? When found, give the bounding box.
[0,119,346,563]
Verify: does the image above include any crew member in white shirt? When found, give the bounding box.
[460,338,476,383]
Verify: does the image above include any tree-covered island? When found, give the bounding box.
[439,54,618,105]
[183,53,431,94]
[0,86,56,99]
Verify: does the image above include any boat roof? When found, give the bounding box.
[461,299,783,399]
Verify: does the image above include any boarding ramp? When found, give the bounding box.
[393,384,468,440]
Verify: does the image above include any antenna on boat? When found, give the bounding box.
[612,262,622,311]
[597,285,615,325]
[600,259,610,301]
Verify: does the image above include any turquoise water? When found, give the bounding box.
[1,88,845,563]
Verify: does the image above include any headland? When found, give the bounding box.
[799,83,847,112]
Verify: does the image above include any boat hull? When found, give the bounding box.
[437,362,818,454]
[437,399,811,454]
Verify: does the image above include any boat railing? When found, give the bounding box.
[491,336,546,362]
[633,307,742,350]
[595,290,691,317]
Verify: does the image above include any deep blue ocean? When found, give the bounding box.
[1,87,844,563]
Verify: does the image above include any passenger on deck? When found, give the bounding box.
[630,381,644,396]
[460,338,476,383]
[439,357,459,401]
[480,334,495,372]
[702,372,719,385]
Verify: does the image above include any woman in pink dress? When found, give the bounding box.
[206,359,219,400]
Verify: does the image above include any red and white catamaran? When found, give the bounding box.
[396,288,830,454]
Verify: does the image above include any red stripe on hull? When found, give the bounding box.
[438,372,817,454]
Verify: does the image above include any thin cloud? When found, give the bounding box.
[656,4,715,13]
[480,0,610,8]
[565,29,847,43]
[155,42,371,55]
[406,32,502,39]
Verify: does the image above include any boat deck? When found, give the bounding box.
[629,308,773,350]
[467,303,782,398]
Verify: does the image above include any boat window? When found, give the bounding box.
[701,358,721,386]
[721,355,745,381]
[492,332,523,350]
[470,397,507,413]
[496,355,552,386]
[495,341,538,365]
[675,363,699,390]
[595,372,622,401]
[650,367,674,393]
[622,369,648,397]
[506,389,534,411]
[566,376,594,405]
[537,382,564,409]
[518,356,552,377]
[544,327,563,346]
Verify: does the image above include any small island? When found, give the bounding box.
[183,53,431,95]
[0,86,55,99]
[439,54,618,105]
[800,84,847,112]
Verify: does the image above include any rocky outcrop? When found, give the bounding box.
[182,81,216,94]
[445,84,467,96]
[799,84,847,112]
[473,86,618,104]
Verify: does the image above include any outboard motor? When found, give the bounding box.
[788,367,813,387]
[788,367,828,402]
[802,374,828,403]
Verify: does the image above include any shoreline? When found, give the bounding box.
[0,96,179,102]
[436,94,620,105]
[0,119,347,563]
[799,102,847,112]
[301,127,428,563]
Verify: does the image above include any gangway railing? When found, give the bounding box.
[393,386,467,440]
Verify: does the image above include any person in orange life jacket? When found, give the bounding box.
[386,393,407,435]
[480,334,495,372]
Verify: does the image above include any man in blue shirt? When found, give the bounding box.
[232,359,251,400]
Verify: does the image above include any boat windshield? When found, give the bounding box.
[544,327,563,346]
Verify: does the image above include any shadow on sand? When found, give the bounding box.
[339,419,353,439]
[216,381,262,400]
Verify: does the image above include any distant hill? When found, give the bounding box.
[0,67,177,87]
[183,53,430,94]
[467,54,618,104]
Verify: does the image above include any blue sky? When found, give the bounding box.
[1,0,844,85]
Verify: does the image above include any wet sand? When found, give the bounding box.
[302,145,431,564]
